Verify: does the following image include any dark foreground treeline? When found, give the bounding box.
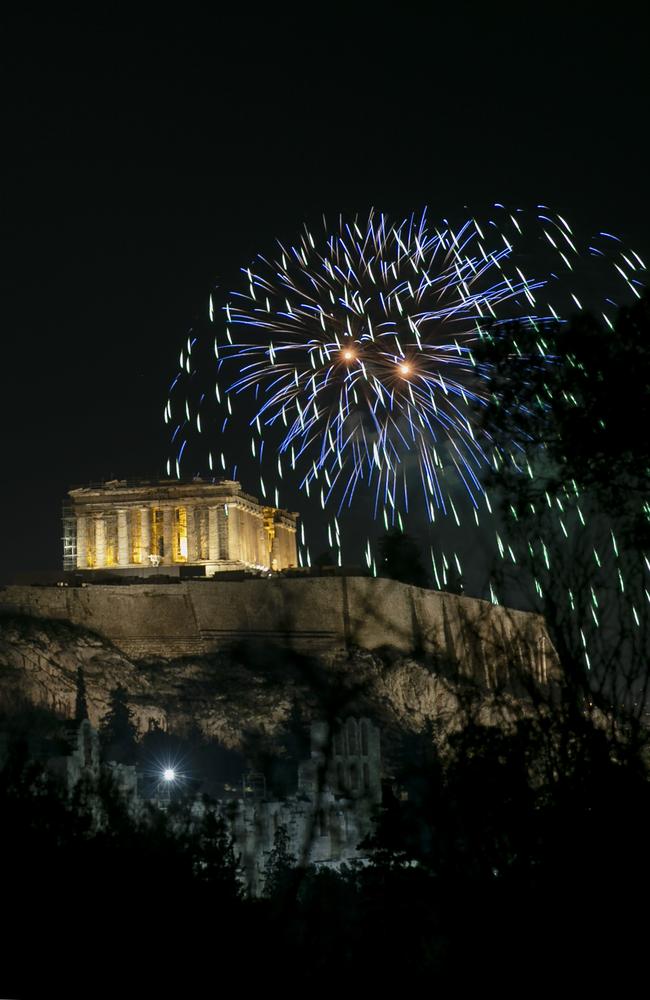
[2,700,649,993]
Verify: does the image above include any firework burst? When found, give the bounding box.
[165,205,645,579]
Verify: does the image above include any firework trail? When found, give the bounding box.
[166,205,643,567]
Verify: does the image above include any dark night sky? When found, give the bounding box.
[1,10,648,582]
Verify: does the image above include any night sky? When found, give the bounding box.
[2,11,648,583]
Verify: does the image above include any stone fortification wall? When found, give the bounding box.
[0,578,553,681]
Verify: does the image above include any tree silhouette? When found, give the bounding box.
[468,300,650,781]
[314,549,336,569]
[379,528,429,588]
[74,666,89,722]
[99,686,139,764]
[478,291,650,545]
[0,745,245,992]
[263,823,297,899]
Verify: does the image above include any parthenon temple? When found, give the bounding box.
[62,479,298,576]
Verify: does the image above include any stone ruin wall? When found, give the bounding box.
[0,577,555,683]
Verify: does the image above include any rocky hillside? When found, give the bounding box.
[0,612,530,760]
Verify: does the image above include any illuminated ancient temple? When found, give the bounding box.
[62,479,298,576]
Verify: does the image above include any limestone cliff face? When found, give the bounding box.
[0,611,532,754]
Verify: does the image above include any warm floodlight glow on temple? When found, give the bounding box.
[62,479,298,576]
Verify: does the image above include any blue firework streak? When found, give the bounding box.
[164,205,645,574]
[219,210,546,523]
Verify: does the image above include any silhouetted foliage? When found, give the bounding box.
[4,689,650,988]
[263,823,297,899]
[354,707,650,984]
[473,292,650,723]
[99,685,138,764]
[74,666,89,722]
[379,528,429,588]
[478,291,650,543]
[0,739,243,993]
[314,548,336,569]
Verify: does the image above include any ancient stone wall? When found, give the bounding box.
[0,578,555,680]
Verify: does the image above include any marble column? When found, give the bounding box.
[247,511,256,565]
[208,506,219,562]
[162,507,173,564]
[261,517,268,566]
[117,510,129,565]
[76,515,88,569]
[229,507,241,562]
[256,521,265,567]
[187,505,198,563]
[278,525,286,569]
[197,507,209,560]
[95,516,106,568]
[217,505,230,560]
[240,508,248,564]
[140,507,151,563]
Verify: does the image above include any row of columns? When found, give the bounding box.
[78,508,151,568]
[270,522,297,570]
[74,503,291,570]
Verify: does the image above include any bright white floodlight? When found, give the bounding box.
[163,768,176,782]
